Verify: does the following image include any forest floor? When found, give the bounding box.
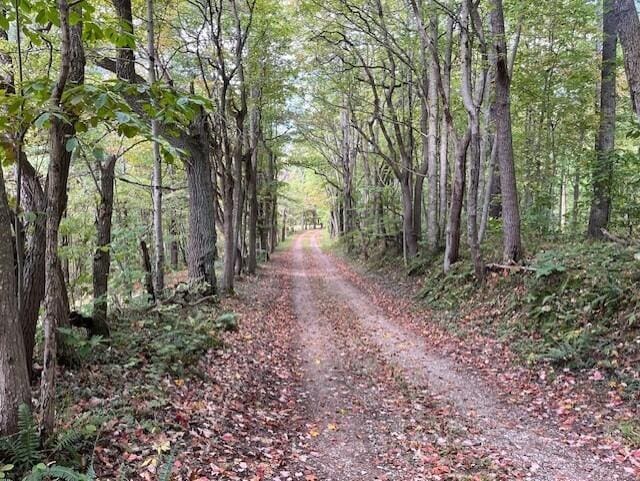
[53,230,639,480]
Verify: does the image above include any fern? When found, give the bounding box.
[22,464,87,481]
[0,405,41,472]
[49,427,86,455]
[85,464,96,481]
[157,451,175,481]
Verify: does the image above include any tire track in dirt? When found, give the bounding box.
[290,231,527,481]
[306,230,630,481]
[291,232,391,480]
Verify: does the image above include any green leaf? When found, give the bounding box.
[34,112,50,129]
[65,137,78,153]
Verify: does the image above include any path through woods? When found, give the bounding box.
[283,230,629,481]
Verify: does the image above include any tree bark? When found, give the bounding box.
[445,129,471,272]
[490,0,522,262]
[147,0,164,294]
[41,0,83,439]
[425,15,439,251]
[615,0,640,120]
[401,177,418,258]
[139,240,155,301]
[221,154,235,292]
[92,155,116,337]
[184,116,218,293]
[112,0,136,81]
[19,156,46,378]
[588,0,617,239]
[0,166,30,436]
[170,217,179,270]
[246,100,259,274]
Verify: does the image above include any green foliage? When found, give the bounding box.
[156,450,175,481]
[0,406,40,472]
[149,312,221,373]
[618,420,640,448]
[0,407,98,480]
[215,312,239,332]
[57,328,106,363]
[522,242,638,368]
[22,464,89,481]
[419,262,477,310]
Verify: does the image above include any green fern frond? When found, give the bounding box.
[85,464,96,481]
[14,405,41,470]
[23,464,87,481]
[157,450,175,481]
[50,428,85,455]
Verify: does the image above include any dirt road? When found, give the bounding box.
[288,230,630,481]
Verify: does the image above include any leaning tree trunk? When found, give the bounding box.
[19,156,46,378]
[490,0,522,261]
[0,166,30,436]
[92,155,116,337]
[588,0,617,239]
[615,0,640,121]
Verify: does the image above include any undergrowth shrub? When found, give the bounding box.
[521,242,640,368]
[0,406,98,480]
[147,311,222,374]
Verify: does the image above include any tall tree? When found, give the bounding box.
[588,0,617,239]
[0,166,30,436]
[614,0,640,120]
[490,0,522,262]
[148,0,165,294]
[41,0,85,438]
[91,154,117,337]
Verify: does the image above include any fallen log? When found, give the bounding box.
[485,263,537,273]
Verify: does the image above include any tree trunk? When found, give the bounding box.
[139,240,155,301]
[19,156,46,378]
[401,177,418,258]
[221,156,235,293]
[588,0,617,239]
[425,16,439,251]
[247,97,259,274]
[615,0,640,120]
[92,155,116,338]
[184,117,218,293]
[41,0,83,439]
[0,166,30,436]
[112,0,136,81]
[490,0,522,261]
[170,217,179,270]
[147,0,164,294]
[445,130,471,272]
